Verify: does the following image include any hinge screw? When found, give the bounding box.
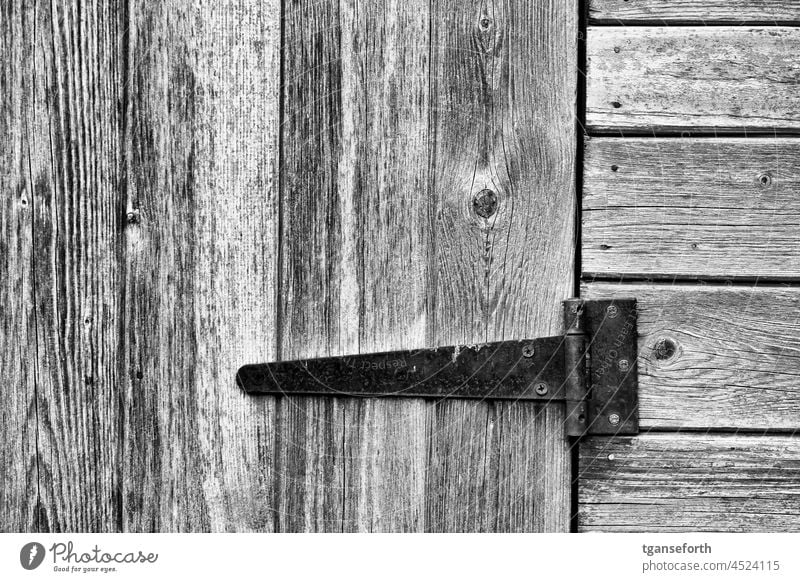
[618,359,630,372]
[608,413,621,426]
[606,305,619,318]
[534,382,548,396]
[522,344,535,358]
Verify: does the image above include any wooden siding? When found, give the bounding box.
[579,435,800,532]
[582,10,800,534]
[583,283,800,430]
[583,137,800,279]
[589,1,800,23]
[587,27,800,133]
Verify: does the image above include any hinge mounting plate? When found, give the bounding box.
[237,298,639,437]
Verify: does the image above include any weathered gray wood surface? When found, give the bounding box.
[584,283,800,430]
[583,137,800,279]
[278,0,576,532]
[1,0,576,532]
[589,0,800,23]
[1,0,126,533]
[122,0,281,531]
[1,0,283,532]
[426,0,575,532]
[579,434,800,532]
[1,1,39,531]
[587,27,800,132]
[582,7,800,536]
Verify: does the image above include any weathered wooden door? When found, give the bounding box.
[1,0,578,531]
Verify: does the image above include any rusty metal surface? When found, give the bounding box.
[238,337,567,401]
[237,298,639,435]
[583,298,639,435]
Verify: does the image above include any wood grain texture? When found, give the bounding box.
[122,0,280,531]
[20,0,125,532]
[583,282,800,430]
[589,0,800,23]
[278,0,576,531]
[3,0,576,532]
[425,0,576,532]
[586,27,800,132]
[583,138,800,279]
[579,434,800,532]
[277,0,432,532]
[0,1,39,532]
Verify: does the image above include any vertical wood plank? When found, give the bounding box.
[26,0,126,532]
[277,0,348,531]
[278,0,432,532]
[337,0,432,533]
[0,1,39,532]
[280,0,576,532]
[123,0,280,530]
[425,0,576,532]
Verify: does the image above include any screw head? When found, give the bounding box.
[618,359,630,372]
[608,413,621,426]
[606,305,619,318]
[534,383,548,396]
[522,344,535,358]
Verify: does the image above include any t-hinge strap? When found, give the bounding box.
[237,298,639,437]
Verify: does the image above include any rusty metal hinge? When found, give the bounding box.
[237,298,639,437]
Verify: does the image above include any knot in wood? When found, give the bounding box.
[126,209,141,224]
[653,338,677,361]
[472,188,498,219]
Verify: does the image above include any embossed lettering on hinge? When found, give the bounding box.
[237,299,639,437]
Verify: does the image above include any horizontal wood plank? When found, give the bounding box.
[579,434,800,532]
[587,27,800,132]
[583,137,800,279]
[583,282,800,430]
[589,1,800,23]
